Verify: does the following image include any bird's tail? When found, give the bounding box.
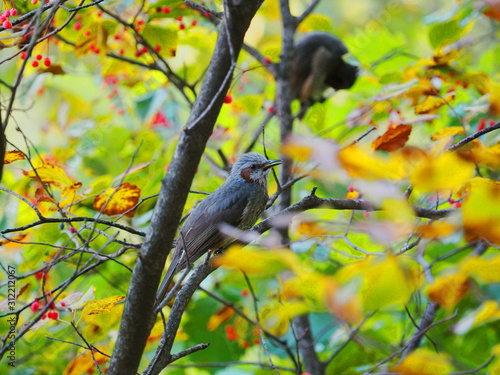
[154,259,179,309]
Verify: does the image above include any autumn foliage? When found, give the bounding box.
[1,0,500,374]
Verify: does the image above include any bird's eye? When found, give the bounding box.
[250,164,256,169]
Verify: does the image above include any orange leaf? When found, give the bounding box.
[427,272,470,309]
[3,150,25,164]
[372,124,412,152]
[0,233,28,246]
[63,348,108,375]
[417,221,456,239]
[295,221,327,236]
[483,0,500,20]
[207,306,235,331]
[93,182,140,217]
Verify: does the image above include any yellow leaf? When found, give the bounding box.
[475,300,500,325]
[260,301,310,335]
[93,182,141,217]
[23,162,76,190]
[281,143,313,162]
[371,124,412,152]
[338,144,406,180]
[337,256,418,311]
[462,178,500,244]
[415,95,449,114]
[345,190,359,199]
[392,348,452,375]
[468,142,500,168]
[214,246,302,275]
[410,151,474,192]
[460,255,500,282]
[207,306,235,331]
[82,295,125,316]
[464,72,492,95]
[427,272,470,309]
[232,94,265,116]
[3,150,25,164]
[430,126,465,141]
[60,182,83,208]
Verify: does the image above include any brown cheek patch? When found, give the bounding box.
[240,168,255,183]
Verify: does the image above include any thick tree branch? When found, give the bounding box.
[106,1,264,374]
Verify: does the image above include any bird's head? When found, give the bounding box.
[231,153,281,187]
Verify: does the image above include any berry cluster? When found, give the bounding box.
[1,7,17,29]
[20,52,52,67]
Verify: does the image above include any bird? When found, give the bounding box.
[155,152,281,307]
[291,31,358,108]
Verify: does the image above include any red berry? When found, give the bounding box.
[154,45,161,53]
[348,185,354,192]
[88,43,95,51]
[0,16,6,22]
[113,34,120,40]
[41,313,47,320]
[35,54,42,60]
[204,11,210,18]
[31,301,40,312]
[268,106,275,113]
[31,61,39,68]
[135,50,141,57]
[51,311,59,320]
[85,30,91,37]
[70,227,76,233]
[31,0,38,4]
[191,20,197,26]
[478,118,486,131]
[240,289,249,297]
[74,21,82,31]
[364,211,370,218]
[489,120,496,127]
[454,202,462,208]
[179,23,185,30]
[3,20,12,29]
[4,10,11,17]
[35,271,43,280]
[136,19,144,26]
[119,49,124,55]
[254,338,260,345]
[224,325,235,333]
[11,9,18,16]
[97,11,103,17]
[61,301,66,307]
[176,16,183,22]
[264,57,271,64]
[224,95,232,104]
[75,14,81,20]
[47,311,53,319]
[44,57,51,67]
[242,341,250,348]
[156,7,162,12]
[20,51,27,60]
[162,6,171,14]
[94,48,100,54]
[141,46,147,54]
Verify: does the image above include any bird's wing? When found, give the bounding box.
[175,189,250,271]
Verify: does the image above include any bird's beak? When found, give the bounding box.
[261,159,281,171]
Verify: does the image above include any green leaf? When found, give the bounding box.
[428,19,462,49]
